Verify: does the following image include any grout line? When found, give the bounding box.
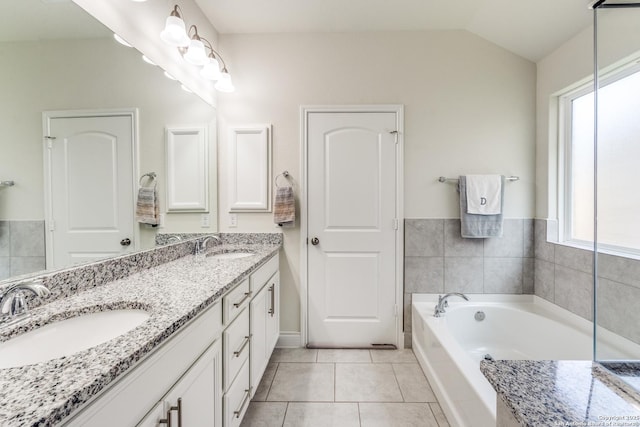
[281,401,289,427]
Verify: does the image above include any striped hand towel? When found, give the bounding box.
[274,186,295,227]
[136,186,159,226]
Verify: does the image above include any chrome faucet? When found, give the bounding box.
[195,235,221,256]
[0,279,51,324]
[434,292,469,317]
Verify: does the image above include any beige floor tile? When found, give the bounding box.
[240,402,287,427]
[359,402,440,427]
[253,362,278,402]
[393,363,437,402]
[429,402,451,427]
[267,362,334,401]
[335,363,403,402]
[370,349,417,364]
[270,348,318,363]
[317,349,372,363]
[283,402,360,427]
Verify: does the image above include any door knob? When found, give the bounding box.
[310,237,320,245]
[120,238,131,246]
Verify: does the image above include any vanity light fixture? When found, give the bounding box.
[181,84,193,93]
[164,71,177,80]
[161,4,234,92]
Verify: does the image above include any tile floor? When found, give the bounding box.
[240,348,450,427]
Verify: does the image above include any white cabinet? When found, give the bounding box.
[137,340,222,427]
[250,271,280,396]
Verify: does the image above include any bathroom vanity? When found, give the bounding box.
[0,235,280,426]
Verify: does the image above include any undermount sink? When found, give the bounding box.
[207,251,255,260]
[0,309,150,369]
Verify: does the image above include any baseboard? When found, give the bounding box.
[276,331,301,348]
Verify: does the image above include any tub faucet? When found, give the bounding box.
[434,292,469,317]
[195,235,221,256]
[0,278,51,324]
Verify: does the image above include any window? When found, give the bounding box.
[561,63,640,254]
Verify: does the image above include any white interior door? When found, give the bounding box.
[44,112,136,269]
[307,110,399,348]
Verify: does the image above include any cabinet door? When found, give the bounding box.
[165,340,222,427]
[250,284,268,395]
[136,401,164,427]
[266,272,280,355]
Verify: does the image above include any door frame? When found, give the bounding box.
[300,105,405,349]
[42,108,140,269]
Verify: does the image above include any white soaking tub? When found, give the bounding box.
[411,294,636,427]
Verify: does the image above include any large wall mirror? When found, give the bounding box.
[0,0,218,282]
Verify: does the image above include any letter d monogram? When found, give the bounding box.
[480,197,487,205]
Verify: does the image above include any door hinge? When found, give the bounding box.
[45,136,56,149]
[49,220,55,232]
[393,218,399,230]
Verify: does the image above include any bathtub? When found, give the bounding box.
[411,294,638,427]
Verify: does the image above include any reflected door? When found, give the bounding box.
[44,112,136,269]
[307,111,398,348]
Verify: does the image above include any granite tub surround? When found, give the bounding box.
[0,238,280,426]
[481,359,640,426]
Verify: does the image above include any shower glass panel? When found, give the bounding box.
[593,2,640,384]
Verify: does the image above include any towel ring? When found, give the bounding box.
[139,172,157,186]
[275,171,291,188]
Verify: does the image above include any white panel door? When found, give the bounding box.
[307,111,398,348]
[46,114,135,269]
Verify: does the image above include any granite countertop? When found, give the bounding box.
[481,359,640,426]
[0,243,280,427]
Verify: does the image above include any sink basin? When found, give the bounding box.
[0,309,150,369]
[207,252,255,260]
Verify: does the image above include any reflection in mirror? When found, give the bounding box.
[592,1,640,395]
[0,0,218,282]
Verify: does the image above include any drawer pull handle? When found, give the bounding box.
[234,335,251,357]
[159,398,182,427]
[233,291,252,308]
[234,388,252,418]
[268,284,275,317]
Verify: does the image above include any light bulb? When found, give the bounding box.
[164,71,177,80]
[113,34,132,47]
[142,55,156,66]
[160,16,190,47]
[200,57,221,80]
[214,71,235,93]
[183,38,208,66]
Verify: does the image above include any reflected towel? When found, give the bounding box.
[459,175,504,238]
[465,174,502,215]
[274,186,295,227]
[136,186,159,226]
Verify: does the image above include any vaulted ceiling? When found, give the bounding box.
[195,0,594,62]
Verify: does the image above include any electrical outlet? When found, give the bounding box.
[200,214,210,228]
[229,213,237,228]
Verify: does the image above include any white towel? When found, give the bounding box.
[465,175,502,215]
[136,186,159,226]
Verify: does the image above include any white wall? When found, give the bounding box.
[0,37,218,249]
[536,9,640,220]
[216,30,536,334]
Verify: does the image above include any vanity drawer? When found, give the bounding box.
[249,253,279,293]
[223,307,250,391]
[223,278,251,325]
[224,360,250,427]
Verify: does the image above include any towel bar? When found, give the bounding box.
[438,176,519,183]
